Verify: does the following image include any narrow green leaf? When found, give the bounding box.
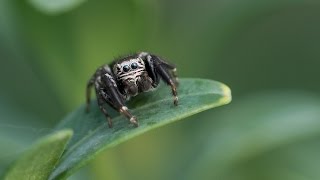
[4,129,73,180]
[28,0,87,15]
[50,78,231,179]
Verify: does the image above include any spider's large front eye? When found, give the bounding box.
[131,62,138,69]
[123,65,130,72]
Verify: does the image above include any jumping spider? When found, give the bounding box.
[86,52,178,128]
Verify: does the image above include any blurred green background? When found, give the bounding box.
[1,0,320,179]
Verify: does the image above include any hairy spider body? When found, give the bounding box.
[86,52,178,128]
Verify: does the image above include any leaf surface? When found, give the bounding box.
[50,78,232,179]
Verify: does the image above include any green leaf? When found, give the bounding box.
[50,78,231,179]
[186,92,320,180]
[4,129,73,180]
[28,0,87,15]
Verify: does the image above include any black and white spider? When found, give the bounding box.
[86,52,178,128]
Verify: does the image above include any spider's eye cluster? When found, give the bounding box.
[121,62,139,73]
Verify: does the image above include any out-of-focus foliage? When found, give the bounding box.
[187,92,320,180]
[1,0,320,179]
[28,0,87,15]
[4,130,72,180]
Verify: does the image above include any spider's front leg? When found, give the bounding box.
[145,54,179,106]
[95,90,113,128]
[96,69,138,127]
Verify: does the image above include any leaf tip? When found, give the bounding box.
[41,129,73,146]
[220,83,232,105]
[53,129,73,140]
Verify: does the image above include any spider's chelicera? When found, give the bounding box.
[86,52,178,128]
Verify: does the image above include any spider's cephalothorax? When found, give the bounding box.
[112,56,153,97]
[86,52,178,128]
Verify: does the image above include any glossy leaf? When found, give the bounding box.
[4,130,73,180]
[50,78,231,179]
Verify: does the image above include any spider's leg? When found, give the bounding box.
[142,53,160,87]
[100,71,139,127]
[150,55,179,106]
[86,77,95,113]
[95,88,113,128]
[161,58,178,84]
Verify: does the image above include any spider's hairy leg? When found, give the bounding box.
[155,55,179,84]
[96,90,113,128]
[171,67,179,85]
[119,106,138,127]
[86,77,95,113]
[151,55,179,106]
[100,71,139,127]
